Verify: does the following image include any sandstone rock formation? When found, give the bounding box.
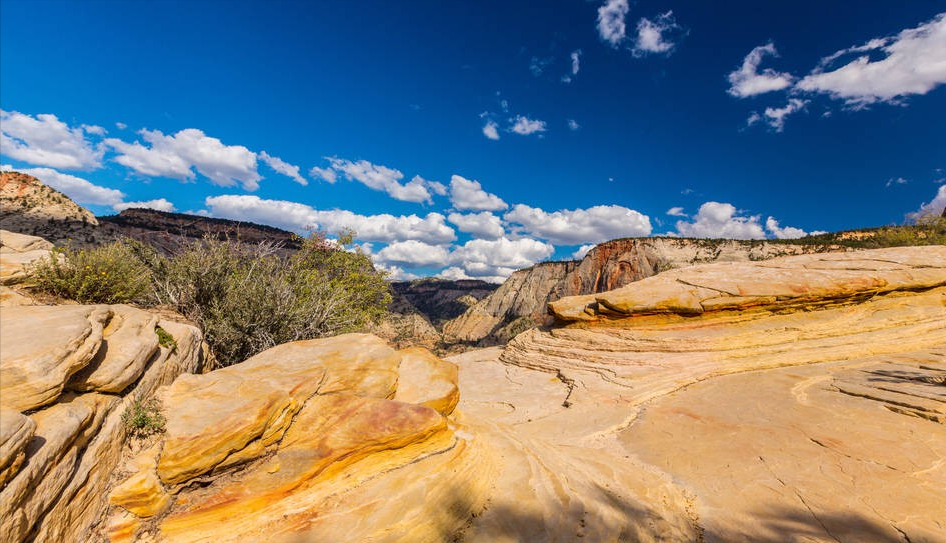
[0,171,99,246]
[443,246,944,542]
[0,230,52,286]
[101,334,480,543]
[444,237,845,345]
[0,304,204,543]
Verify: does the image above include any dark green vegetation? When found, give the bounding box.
[29,232,391,368]
[155,326,177,352]
[784,215,946,248]
[121,398,166,439]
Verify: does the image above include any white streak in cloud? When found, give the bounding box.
[765,216,808,239]
[510,116,547,136]
[727,43,795,98]
[482,120,500,140]
[317,157,442,204]
[572,244,595,259]
[449,175,508,212]
[908,185,946,220]
[0,110,103,170]
[567,119,580,131]
[675,202,766,239]
[759,98,809,132]
[113,198,176,213]
[598,0,630,47]
[886,177,908,188]
[259,151,307,185]
[309,166,337,184]
[571,50,582,75]
[666,206,687,217]
[633,11,682,57]
[797,13,946,107]
[105,128,261,190]
[203,194,457,244]
[447,211,505,240]
[505,204,652,245]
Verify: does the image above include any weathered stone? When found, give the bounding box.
[0,408,34,489]
[0,305,110,411]
[110,443,171,518]
[393,346,460,415]
[69,305,161,393]
[0,230,53,285]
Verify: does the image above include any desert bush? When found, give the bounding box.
[122,398,166,438]
[150,232,391,367]
[28,240,153,304]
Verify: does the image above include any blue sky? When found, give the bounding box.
[1,0,944,281]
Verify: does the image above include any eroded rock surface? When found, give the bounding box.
[0,304,204,543]
[103,334,485,543]
[0,230,52,286]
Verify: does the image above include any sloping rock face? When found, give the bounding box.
[0,304,204,543]
[0,172,100,246]
[101,334,486,543]
[444,238,844,345]
[441,246,945,542]
[0,230,52,286]
[443,260,579,345]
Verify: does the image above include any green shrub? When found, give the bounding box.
[122,398,166,438]
[155,326,177,352]
[28,240,153,304]
[150,232,391,368]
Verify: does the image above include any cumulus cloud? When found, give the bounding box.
[203,194,457,244]
[82,124,107,136]
[449,237,554,281]
[754,98,809,132]
[105,128,261,190]
[597,0,630,47]
[567,119,580,131]
[674,202,766,239]
[0,110,104,170]
[449,175,508,212]
[510,115,547,136]
[376,240,451,268]
[908,185,946,221]
[633,11,683,57]
[505,203,652,245]
[113,198,176,213]
[666,206,687,217]
[572,244,595,259]
[797,13,946,107]
[447,211,505,240]
[258,151,307,185]
[765,216,808,239]
[727,43,795,98]
[311,157,441,204]
[2,165,124,206]
[482,120,500,140]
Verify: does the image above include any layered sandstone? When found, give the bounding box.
[0,230,53,286]
[444,237,844,345]
[101,334,481,543]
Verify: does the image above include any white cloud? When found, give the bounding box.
[259,151,307,185]
[760,98,808,132]
[567,119,580,131]
[115,122,128,130]
[598,0,630,47]
[449,237,554,281]
[675,202,766,239]
[765,216,808,239]
[449,175,508,212]
[377,264,421,281]
[0,110,103,170]
[82,124,107,136]
[908,185,946,221]
[315,157,441,204]
[510,115,547,136]
[571,50,582,75]
[376,240,451,268]
[666,206,687,217]
[572,244,595,259]
[633,11,682,57]
[797,13,946,107]
[447,211,505,240]
[105,128,261,190]
[2,165,124,206]
[886,177,908,188]
[505,203,652,245]
[727,43,795,98]
[113,198,176,213]
[309,166,337,184]
[203,194,456,244]
[482,120,500,140]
